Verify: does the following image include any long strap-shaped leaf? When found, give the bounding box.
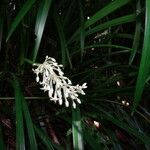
[11,74,25,150]
[129,0,141,65]
[33,0,52,62]
[54,12,72,68]
[22,97,37,150]
[63,0,76,27]
[11,75,37,150]
[132,0,150,113]
[6,0,36,42]
[83,125,104,150]
[34,125,64,150]
[72,108,84,150]
[68,0,132,44]
[103,114,150,144]
[92,104,150,144]
[78,0,85,61]
[34,125,55,150]
[85,0,132,28]
[86,14,136,36]
[85,44,132,51]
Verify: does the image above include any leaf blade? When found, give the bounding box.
[86,14,136,36]
[11,74,25,150]
[132,0,150,113]
[54,12,72,68]
[6,0,36,42]
[22,97,38,150]
[34,125,55,150]
[32,0,52,62]
[72,108,84,150]
[85,0,132,28]
[68,0,132,44]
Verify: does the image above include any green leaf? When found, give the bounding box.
[83,126,104,150]
[63,0,76,27]
[85,0,132,28]
[86,14,136,36]
[132,0,150,113]
[22,97,37,150]
[103,114,150,144]
[72,108,84,150]
[54,12,72,68]
[68,0,132,44]
[78,0,85,61]
[32,0,52,62]
[85,44,132,51]
[92,104,150,144]
[11,74,25,150]
[6,0,36,42]
[34,125,55,150]
[129,0,141,65]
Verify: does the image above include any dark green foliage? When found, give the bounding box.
[0,0,150,149]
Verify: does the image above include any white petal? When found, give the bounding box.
[48,89,53,97]
[65,100,69,107]
[45,69,49,76]
[72,102,76,109]
[36,76,39,82]
[76,98,81,104]
[50,57,56,62]
[58,98,63,105]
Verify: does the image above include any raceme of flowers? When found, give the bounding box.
[32,56,87,109]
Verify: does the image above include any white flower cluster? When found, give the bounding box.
[32,56,87,109]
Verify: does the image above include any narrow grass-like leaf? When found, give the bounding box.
[86,14,136,36]
[63,0,76,27]
[68,0,132,43]
[79,63,119,83]
[71,44,131,56]
[6,0,36,42]
[54,12,72,68]
[20,29,26,66]
[0,125,5,150]
[22,97,37,150]
[83,126,104,150]
[11,74,25,150]
[105,129,122,150]
[85,0,132,28]
[92,104,150,144]
[129,20,141,64]
[72,108,84,150]
[85,44,132,51]
[103,114,150,144]
[33,0,52,62]
[129,0,141,65]
[78,0,85,61]
[34,125,54,150]
[24,58,34,65]
[132,0,150,113]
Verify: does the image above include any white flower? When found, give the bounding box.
[32,56,87,109]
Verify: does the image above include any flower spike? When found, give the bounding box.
[32,56,87,108]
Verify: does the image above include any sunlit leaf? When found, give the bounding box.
[132,0,150,113]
